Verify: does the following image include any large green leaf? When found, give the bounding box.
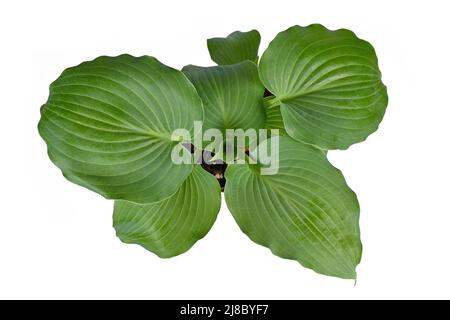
[182,61,266,134]
[207,30,261,65]
[38,54,202,203]
[224,136,362,279]
[259,24,388,150]
[113,165,221,257]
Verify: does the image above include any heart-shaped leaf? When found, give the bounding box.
[113,165,221,257]
[224,136,362,279]
[207,30,261,65]
[182,61,266,134]
[38,54,203,203]
[259,24,388,150]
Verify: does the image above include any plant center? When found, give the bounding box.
[200,161,227,192]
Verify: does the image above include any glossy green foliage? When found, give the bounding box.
[39,24,388,279]
[259,25,388,149]
[225,136,361,279]
[38,55,202,203]
[114,166,221,257]
[207,30,261,65]
[183,61,265,133]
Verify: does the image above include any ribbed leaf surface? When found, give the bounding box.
[183,61,265,133]
[38,55,203,203]
[114,165,221,257]
[225,136,362,278]
[207,30,261,65]
[259,24,388,149]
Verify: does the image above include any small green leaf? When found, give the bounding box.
[259,24,388,150]
[113,165,221,257]
[38,54,203,203]
[224,136,362,279]
[208,30,261,65]
[182,61,266,133]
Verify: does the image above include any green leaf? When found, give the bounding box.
[38,54,203,203]
[224,136,362,279]
[207,30,261,65]
[259,24,388,150]
[182,61,266,133]
[263,96,286,135]
[113,165,221,257]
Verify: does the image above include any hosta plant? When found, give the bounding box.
[38,24,388,279]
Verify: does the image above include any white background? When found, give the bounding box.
[1,0,449,299]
